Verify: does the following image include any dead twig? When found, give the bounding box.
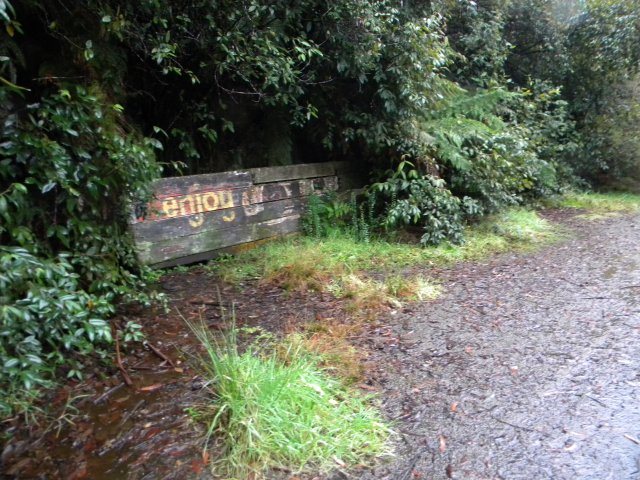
[113,327,133,386]
[624,434,640,445]
[119,399,145,427]
[583,393,607,407]
[146,342,176,368]
[491,416,535,432]
[93,383,124,405]
[399,453,423,480]
[399,429,428,438]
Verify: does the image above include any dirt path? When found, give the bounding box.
[3,212,640,479]
[358,213,640,480]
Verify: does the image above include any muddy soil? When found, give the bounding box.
[3,210,640,479]
[1,275,349,479]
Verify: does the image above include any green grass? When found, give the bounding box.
[208,207,561,288]
[554,192,640,218]
[187,323,393,479]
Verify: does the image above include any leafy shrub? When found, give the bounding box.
[0,85,162,415]
[372,160,480,246]
[416,85,564,213]
[0,249,113,398]
[302,193,353,238]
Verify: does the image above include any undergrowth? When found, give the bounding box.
[326,274,442,317]
[208,207,560,296]
[555,192,640,218]
[186,321,393,479]
[0,86,163,418]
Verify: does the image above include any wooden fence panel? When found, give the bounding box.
[136,215,301,266]
[131,162,352,267]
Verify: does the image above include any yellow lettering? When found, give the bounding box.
[189,215,204,228]
[223,211,236,222]
[220,191,234,209]
[178,195,194,216]
[162,198,179,218]
[202,192,219,211]
[195,194,204,214]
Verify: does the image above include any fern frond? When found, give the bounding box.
[435,88,514,123]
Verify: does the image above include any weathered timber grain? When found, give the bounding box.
[132,176,338,224]
[152,170,252,197]
[132,197,303,243]
[136,215,301,265]
[248,162,337,184]
[130,161,361,266]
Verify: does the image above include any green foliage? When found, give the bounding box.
[574,77,640,183]
[560,0,640,184]
[372,160,480,246]
[565,0,640,112]
[212,207,560,288]
[0,248,113,400]
[0,84,162,415]
[2,0,640,417]
[302,192,376,243]
[556,191,640,215]
[187,322,392,478]
[445,1,512,86]
[14,0,453,172]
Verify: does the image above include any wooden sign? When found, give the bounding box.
[131,162,349,267]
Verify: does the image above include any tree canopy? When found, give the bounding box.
[2,0,640,414]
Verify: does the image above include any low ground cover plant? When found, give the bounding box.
[187,322,393,479]
[208,206,560,296]
[556,192,640,217]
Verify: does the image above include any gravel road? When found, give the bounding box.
[359,213,640,480]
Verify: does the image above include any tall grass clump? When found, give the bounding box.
[187,322,393,479]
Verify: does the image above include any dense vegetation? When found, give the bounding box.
[1,0,640,414]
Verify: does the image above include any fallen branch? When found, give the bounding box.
[491,416,535,432]
[93,383,125,405]
[583,393,607,407]
[399,429,428,438]
[624,434,640,445]
[146,342,175,368]
[114,327,133,386]
[399,453,423,480]
[119,399,145,426]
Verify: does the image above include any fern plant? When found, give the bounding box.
[417,83,558,212]
[301,192,376,243]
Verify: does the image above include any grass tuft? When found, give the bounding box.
[385,275,442,302]
[285,329,365,386]
[554,192,640,218]
[187,321,393,479]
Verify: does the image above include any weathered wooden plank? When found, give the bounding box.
[128,160,361,267]
[152,170,253,198]
[133,176,338,224]
[248,163,336,184]
[137,215,301,265]
[150,234,299,269]
[132,197,304,243]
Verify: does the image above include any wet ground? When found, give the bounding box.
[3,210,640,479]
[359,212,640,480]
